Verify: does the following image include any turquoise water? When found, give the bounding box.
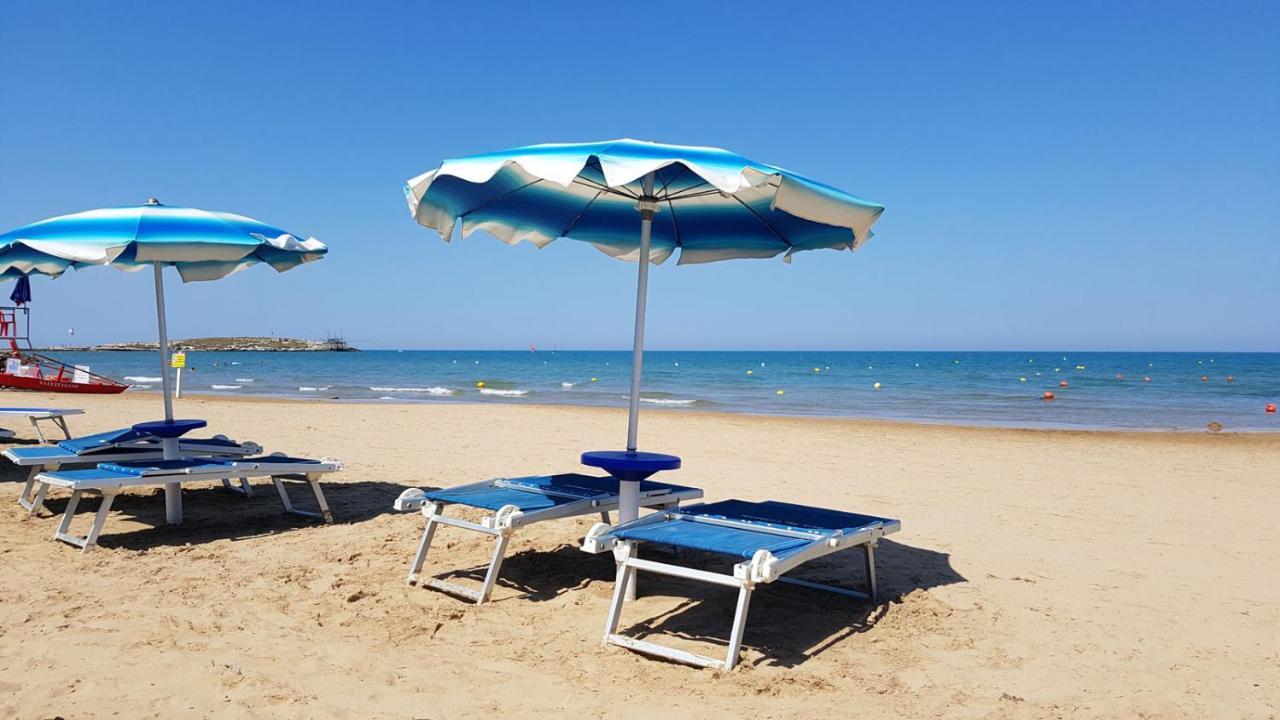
[35,350,1280,431]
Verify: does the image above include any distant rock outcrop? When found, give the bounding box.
[42,336,358,352]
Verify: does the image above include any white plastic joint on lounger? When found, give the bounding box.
[8,434,263,514]
[36,453,342,553]
[581,502,900,671]
[392,475,702,606]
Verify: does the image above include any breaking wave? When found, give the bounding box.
[369,386,455,395]
[479,388,529,397]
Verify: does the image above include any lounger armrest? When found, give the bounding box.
[735,549,781,584]
[394,488,429,512]
[581,522,617,554]
[481,504,524,532]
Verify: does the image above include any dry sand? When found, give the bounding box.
[0,392,1276,719]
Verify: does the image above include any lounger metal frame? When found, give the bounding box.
[7,437,263,513]
[582,506,900,670]
[34,455,341,553]
[394,478,703,605]
[0,408,83,443]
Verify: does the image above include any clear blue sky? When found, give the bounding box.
[1,1,1276,351]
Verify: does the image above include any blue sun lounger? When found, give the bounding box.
[0,407,84,442]
[33,454,342,552]
[4,427,263,512]
[393,473,703,604]
[581,499,901,670]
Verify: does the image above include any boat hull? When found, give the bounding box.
[0,373,128,394]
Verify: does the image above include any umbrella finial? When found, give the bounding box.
[145,197,162,206]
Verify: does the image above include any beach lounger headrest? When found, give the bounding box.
[686,500,891,536]
[58,427,152,454]
[503,473,697,498]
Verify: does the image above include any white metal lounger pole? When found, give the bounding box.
[152,262,182,524]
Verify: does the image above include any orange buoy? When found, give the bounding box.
[1201,375,1209,382]
[1267,403,1277,414]
[1058,380,1069,388]
[1043,391,1055,400]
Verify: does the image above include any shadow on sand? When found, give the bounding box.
[429,533,965,668]
[1,457,406,551]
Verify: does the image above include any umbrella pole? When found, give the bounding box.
[152,263,182,524]
[621,172,658,603]
[622,172,657,520]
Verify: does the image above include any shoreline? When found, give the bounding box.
[52,386,1280,438]
[119,387,1280,436]
[39,349,1280,433]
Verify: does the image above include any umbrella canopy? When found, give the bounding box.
[0,198,327,524]
[406,138,883,265]
[0,200,327,281]
[405,139,884,528]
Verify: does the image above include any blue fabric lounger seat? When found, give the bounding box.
[392,473,704,605]
[581,499,901,671]
[3,427,263,512]
[33,454,342,553]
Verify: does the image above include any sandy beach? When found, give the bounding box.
[0,392,1276,719]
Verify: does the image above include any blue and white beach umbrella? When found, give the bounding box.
[406,139,884,522]
[0,199,326,522]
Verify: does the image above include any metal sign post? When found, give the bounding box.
[171,351,186,399]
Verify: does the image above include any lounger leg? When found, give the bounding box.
[599,511,610,524]
[54,490,83,541]
[28,481,49,516]
[864,543,878,602]
[28,417,47,444]
[407,510,440,584]
[270,475,332,522]
[724,584,754,670]
[476,533,511,605]
[19,466,43,511]
[625,545,639,601]
[603,547,635,641]
[220,477,253,497]
[80,492,117,554]
[272,477,295,514]
[307,476,333,523]
[53,416,72,440]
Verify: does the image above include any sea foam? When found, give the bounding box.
[638,397,698,406]
[369,386,455,395]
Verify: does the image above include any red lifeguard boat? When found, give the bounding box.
[0,305,128,394]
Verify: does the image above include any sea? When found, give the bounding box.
[38,350,1280,432]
